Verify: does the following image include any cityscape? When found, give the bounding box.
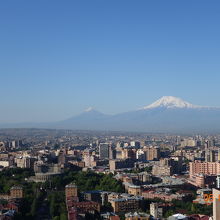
[1,129,220,219]
[1,1,220,220]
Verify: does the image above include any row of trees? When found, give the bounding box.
[0,168,34,193]
[48,191,67,220]
[43,169,125,193]
[163,200,212,217]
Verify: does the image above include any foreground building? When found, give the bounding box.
[213,188,220,220]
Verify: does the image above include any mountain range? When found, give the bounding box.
[1,96,220,133]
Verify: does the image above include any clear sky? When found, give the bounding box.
[0,0,220,123]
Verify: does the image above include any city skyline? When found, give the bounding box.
[0,0,220,123]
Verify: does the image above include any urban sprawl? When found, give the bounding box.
[0,129,220,220]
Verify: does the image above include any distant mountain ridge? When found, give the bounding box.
[1,96,220,133]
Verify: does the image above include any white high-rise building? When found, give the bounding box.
[150,203,163,219]
[136,149,145,161]
[213,188,220,220]
[130,141,140,148]
[217,176,220,189]
[218,149,220,162]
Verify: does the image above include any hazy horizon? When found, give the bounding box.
[1,95,220,124]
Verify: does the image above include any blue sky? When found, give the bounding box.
[0,0,220,123]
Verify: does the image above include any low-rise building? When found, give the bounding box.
[0,186,23,200]
[125,212,150,220]
[109,159,135,171]
[10,186,23,199]
[110,196,143,213]
[65,183,78,199]
[152,164,173,176]
[0,160,9,168]
[128,185,141,196]
[188,174,217,188]
[142,189,184,202]
[101,212,120,220]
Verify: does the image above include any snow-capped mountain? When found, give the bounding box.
[1,96,220,133]
[142,96,201,109]
[84,107,95,112]
[52,97,220,132]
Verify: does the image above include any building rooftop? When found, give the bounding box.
[65,183,77,188]
[10,186,23,190]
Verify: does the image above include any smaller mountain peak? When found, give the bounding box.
[84,107,95,112]
[142,96,201,109]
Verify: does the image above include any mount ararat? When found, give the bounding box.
[1,96,220,133]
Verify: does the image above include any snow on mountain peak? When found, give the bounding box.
[84,107,95,112]
[142,96,201,109]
